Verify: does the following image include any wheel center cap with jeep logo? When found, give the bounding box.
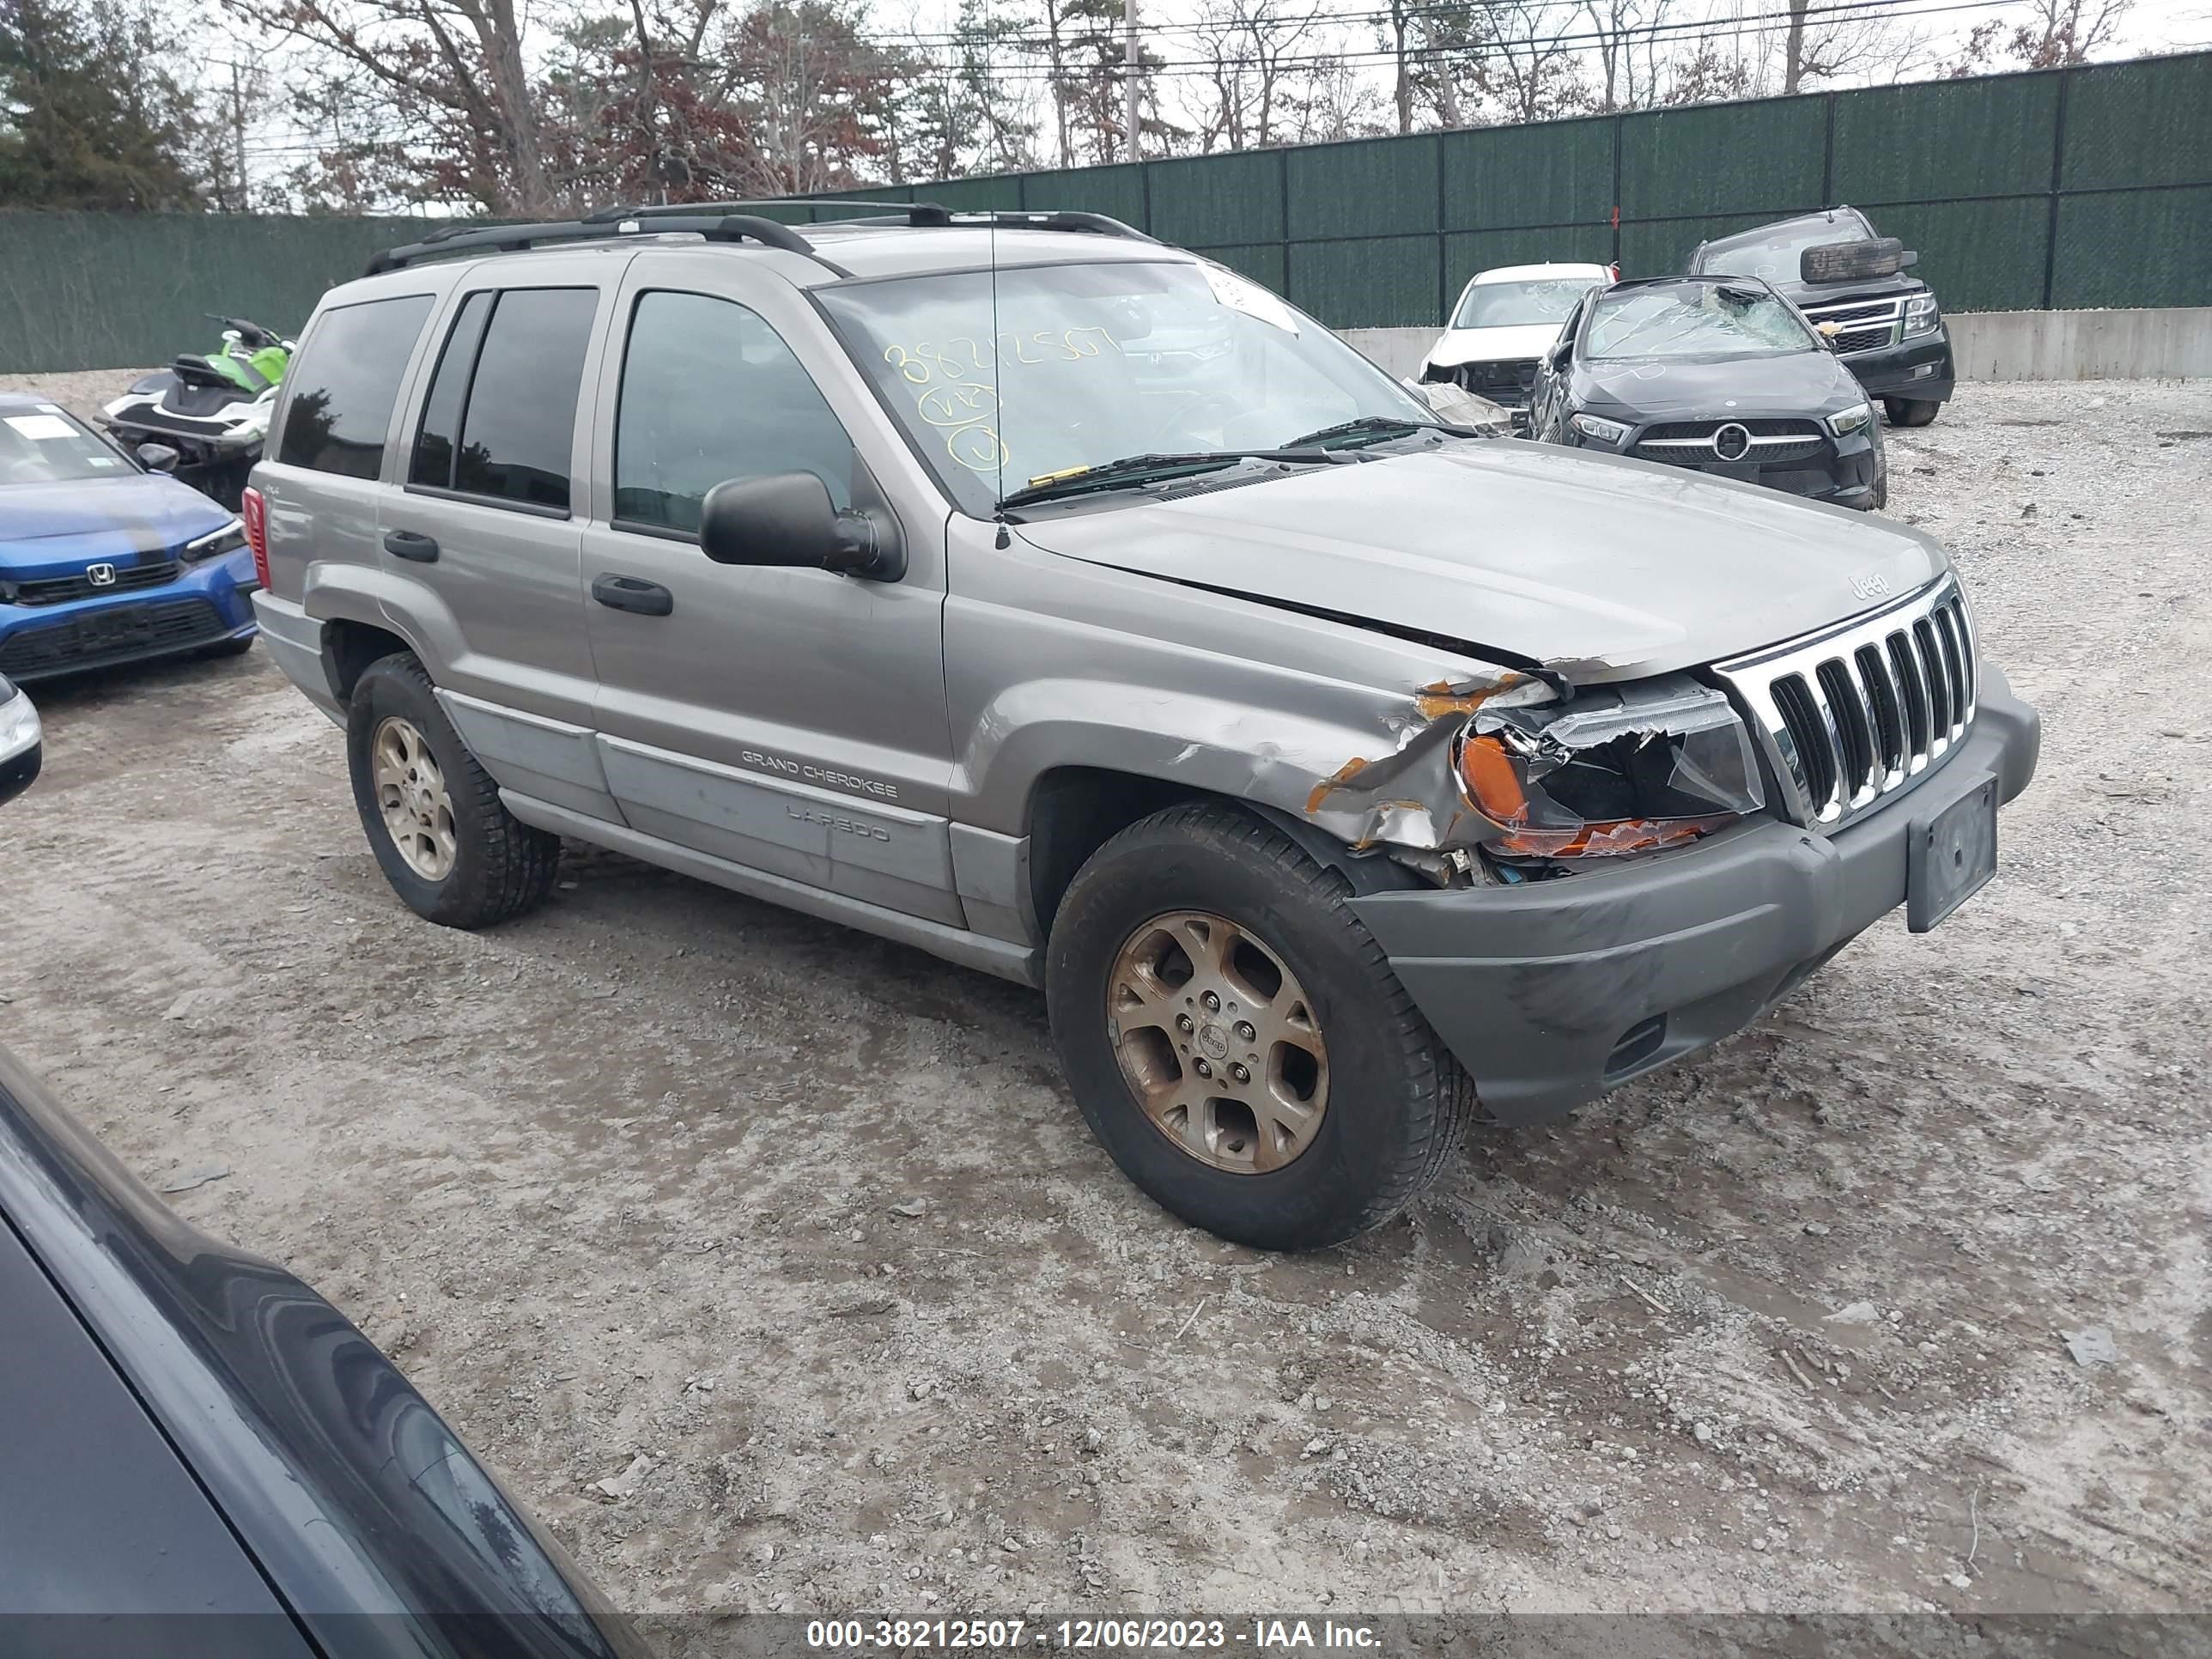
[1711,422,1752,462]
[1197,1023,1231,1062]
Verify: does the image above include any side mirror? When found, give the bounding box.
[137,442,179,473]
[698,471,905,581]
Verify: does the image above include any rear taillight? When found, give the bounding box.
[241,486,270,590]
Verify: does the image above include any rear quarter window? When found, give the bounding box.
[276,294,435,478]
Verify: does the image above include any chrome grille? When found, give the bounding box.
[1801,295,1904,356]
[1712,576,1977,830]
[1635,417,1826,465]
[3,557,181,607]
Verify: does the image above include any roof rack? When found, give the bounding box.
[363,212,854,278]
[579,198,914,224]
[837,205,1157,243]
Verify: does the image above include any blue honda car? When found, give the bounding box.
[0,393,259,682]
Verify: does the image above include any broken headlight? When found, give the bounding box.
[1455,676,1764,858]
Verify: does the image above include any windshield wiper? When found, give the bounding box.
[1282,414,1448,449]
[996,449,1331,512]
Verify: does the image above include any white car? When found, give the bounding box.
[1420,262,1616,424]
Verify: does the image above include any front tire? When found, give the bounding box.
[1045,801,1475,1250]
[1883,397,1940,428]
[346,653,559,928]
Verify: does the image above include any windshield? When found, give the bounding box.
[1585,283,1813,361]
[1450,276,1595,331]
[0,406,135,486]
[1696,219,1869,280]
[817,259,1434,516]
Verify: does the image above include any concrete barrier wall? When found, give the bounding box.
[1344,309,2212,384]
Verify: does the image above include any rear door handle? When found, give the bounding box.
[592,574,673,617]
[383,529,439,563]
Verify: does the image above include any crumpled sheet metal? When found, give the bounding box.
[1300,670,1554,852]
[1299,671,1760,856]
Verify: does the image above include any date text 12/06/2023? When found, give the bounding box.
[805,1616,1385,1650]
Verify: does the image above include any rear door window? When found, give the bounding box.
[408,287,598,513]
[276,295,435,478]
[612,291,855,537]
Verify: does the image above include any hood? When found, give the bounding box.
[0,474,232,575]
[1575,350,1864,419]
[1012,441,1946,679]
[1425,322,1565,368]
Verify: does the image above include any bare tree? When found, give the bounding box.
[1944,0,2132,70]
[1482,0,1591,123]
[1190,0,1321,150]
[223,0,554,212]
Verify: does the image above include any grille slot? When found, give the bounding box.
[4,557,181,607]
[1714,578,1977,830]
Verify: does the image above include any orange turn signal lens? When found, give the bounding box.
[1455,734,1529,829]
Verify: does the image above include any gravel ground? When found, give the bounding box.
[2,374,2207,1623]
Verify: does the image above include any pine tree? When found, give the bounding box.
[0,0,202,208]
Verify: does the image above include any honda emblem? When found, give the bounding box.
[85,562,118,587]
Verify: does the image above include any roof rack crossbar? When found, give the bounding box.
[363,212,854,278]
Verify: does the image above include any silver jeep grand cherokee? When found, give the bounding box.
[248,203,2039,1250]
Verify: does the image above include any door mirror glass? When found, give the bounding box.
[136,442,179,473]
[699,471,903,580]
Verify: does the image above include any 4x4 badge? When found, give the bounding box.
[1852,572,1892,600]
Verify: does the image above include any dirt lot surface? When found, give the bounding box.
[3,375,2208,1623]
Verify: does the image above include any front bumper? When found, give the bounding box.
[1352,664,2039,1124]
[1839,325,1954,404]
[0,550,259,682]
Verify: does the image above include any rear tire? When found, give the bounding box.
[1045,801,1475,1250]
[346,653,559,929]
[1883,397,1939,428]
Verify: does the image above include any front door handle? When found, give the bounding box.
[592,574,673,617]
[384,529,439,563]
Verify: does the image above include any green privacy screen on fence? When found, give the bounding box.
[806,50,2212,330]
[1,52,2208,370]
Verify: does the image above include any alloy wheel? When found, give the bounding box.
[372,716,457,881]
[1105,910,1330,1175]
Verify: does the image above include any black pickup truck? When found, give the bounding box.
[1689,207,1954,428]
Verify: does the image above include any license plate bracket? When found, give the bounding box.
[1907,772,1997,933]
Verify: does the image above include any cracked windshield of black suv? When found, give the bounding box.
[818,258,1440,515]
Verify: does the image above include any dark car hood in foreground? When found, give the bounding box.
[0,1047,646,1659]
[1573,349,1866,420]
[1013,439,1943,678]
[0,473,232,564]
